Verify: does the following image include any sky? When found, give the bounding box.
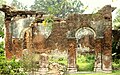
[5,0,120,19]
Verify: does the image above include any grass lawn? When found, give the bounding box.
[76,62,94,71]
[69,70,120,75]
[49,57,67,65]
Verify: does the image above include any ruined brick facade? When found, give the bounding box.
[0,5,114,73]
[46,5,113,72]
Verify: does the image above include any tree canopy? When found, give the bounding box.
[113,9,120,30]
[0,0,6,37]
[112,9,120,60]
[11,0,27,10]
[31,0,86,18]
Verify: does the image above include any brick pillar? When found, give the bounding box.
[102,26,112,73]
[5,18,13,59]
[67,39,77,72]
[94,39,102,72]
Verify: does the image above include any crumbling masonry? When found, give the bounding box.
[0,5,115,73]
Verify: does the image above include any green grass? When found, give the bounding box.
[49,57,67,65]
[76,55,95,71]
[69,70,120,75]
[77,62,93,71]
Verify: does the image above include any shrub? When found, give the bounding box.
[20,52,39,72]
[77,54,95,71]
[113,59,120,70]
[0,42,26,75]
[58,58,64,61]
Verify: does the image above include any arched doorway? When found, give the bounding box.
[75,27,96,71]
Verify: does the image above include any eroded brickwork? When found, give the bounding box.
[102,26,112,72]
[1,5,114,73]
[67,39,77,72]
[46,22,68,51]
[94,39,102,72]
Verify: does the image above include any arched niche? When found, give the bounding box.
[75,27,96,52]
[75,27,96,39]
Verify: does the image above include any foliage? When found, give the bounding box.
[0,58,26,75]
[20,52,39,72]
[0,0,6,6]
[113,9,120,30]
[0,42,26,75]
[77,54,95,63]
[0,0,5,38]
[112,59,120,70]
[0,31,4,38]
[0,13,4,37]
[77,54,95,71]
[112,40,120,60]
[41,15,54,27]
[49,56,67,65]
[0,42,5,60]
[112,9,120,63]
[31,0,86,18]
[11,0,27,10]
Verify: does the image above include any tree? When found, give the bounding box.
[0,0,28,38]
[31,0,86,18]
[0,0,6,38]
[0,0,6,6]
[113,9,120,30]
[11,0,27,10]
[112,9,120,60]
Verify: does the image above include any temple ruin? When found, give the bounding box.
[0,5,115,73]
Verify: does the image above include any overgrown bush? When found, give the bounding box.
[112,59,120,70]
[0,42,4,60]
[77,54,95,71]
[0,42,26,75]
[20,52,39,72]
[58,58,64,61]
[0,58,26,75]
